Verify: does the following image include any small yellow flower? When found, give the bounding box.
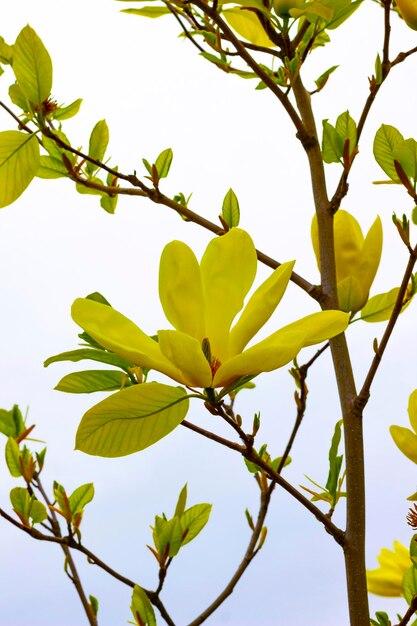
[311,210,383,314]
[367,541,411,597]
[72,228,348,391]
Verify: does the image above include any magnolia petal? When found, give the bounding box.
[159,241,205,340]
[251,310,349,351]
[213,340,301,388]
[366,569,404,597]
[200,228,257,362]
[229,261,295,356]
[390,425,417,464]
[409,389,417,434]
[334,210,364,282]
[71,299,181,381]
[158,330,212,387]
[223,9,276,47]
[357,216,383,296]
[337,275,366,313]
[310,214,320,271]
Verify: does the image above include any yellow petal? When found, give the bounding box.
[409,389,417,434]
[223,9,276,47]
[395,0,417,30]
[213,340,302,388]
[229,261,295,356]
[200,228,257,362]
[310,214,320,271]
[337,275,366,313]
[252,310,349,351]
[366,569,404,597]
[158,330,212,388]
[390,425,417,464]
[159,241,205,340]
[356,216,382,298]
[71,299,181,381]
[334,210,364,282]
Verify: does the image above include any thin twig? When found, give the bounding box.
[395,595,417,626]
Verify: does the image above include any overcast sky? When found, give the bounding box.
[1,2,417,625]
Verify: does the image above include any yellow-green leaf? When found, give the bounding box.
[222,187,240,228]
[122,6,170,17]
[68,483,95,516]
[5,437,21,477]
[75,382,189,457]
[55,369,130,394]
[0,131,40,208]
[373,124,404,183]
[53,98,82,121]
[130,585,156,626]
[12,25,52,105]
[223,9,276,47]
[179,503,212,546]
[36,155,68,179]
[86,120,109,175]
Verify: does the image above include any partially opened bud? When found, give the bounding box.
[395,0,417,30]
[311,210,383,313]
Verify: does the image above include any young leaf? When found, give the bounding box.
[8,83,29,111]
[0,131,40,208]
[325,419,343,500]
[403,565,417,604]
[100,195,118,214]
[179,503,212,546]
[393,138,417,183]
[5,437,22,477]
[155,148,173,179]
[390,425,417,464]
[130,585,156,626]
[373,124,404,182]
[153,515,183,557]
[68,483,95,516]
[174,483,188,518]
[360,286,413,322]
[44,348,134,372]
[0,36,13,64]
[322,120,343,164]
[0,405,25,438]
[55,370,130,394]
[75,382,189,457]
[53,98,82,121]
[12,25,53,106]
[335,110,357,153]
[30,500,48,524]
[314,65,338,92]
[86,120,109,175]
[222,188,240,228]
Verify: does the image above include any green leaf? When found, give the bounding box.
[174,484,188,518]
[89,595,99,617]
[322,120,343,164]
[86,120,109,175]
[394,138,417,183]
[0,405,25,437]
[409,533,417,567]
[222,188,240,228]
[100,194,118,214]
[86,292,112,306]
[179,503,212,546]
[314,65,338,92]
[325,419,343,499]
[153,515,183,557]
[75,382,189,457]
[403,565,417,604]
[5,437,22,477]
[55,370,130,394]
[370,612,391,626]
[69,483,95,516]
[0,131,40,207]
[30,499,48,523]
[122,6,171,16]
[12,25,52,105]
[155,148,173,179]
[130,585,156,626]
[359,287,411,323]
[325,0,362,29]
[36,155,68,179]
[8,83,29,111]
[335,110,357,153]
[0,36,13,64]
[44,348,134,372]
[53,98,82,121]
[373,124,404,183]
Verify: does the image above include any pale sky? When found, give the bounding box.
[1,2,417,625]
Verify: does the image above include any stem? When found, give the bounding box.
[291,70,369,623]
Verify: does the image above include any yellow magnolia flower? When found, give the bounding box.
[311,210,383,314]
[367,541,411,597]
[72,228,349,390]
[395,0,417,30]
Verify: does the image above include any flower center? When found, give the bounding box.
[201,338,222,377]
